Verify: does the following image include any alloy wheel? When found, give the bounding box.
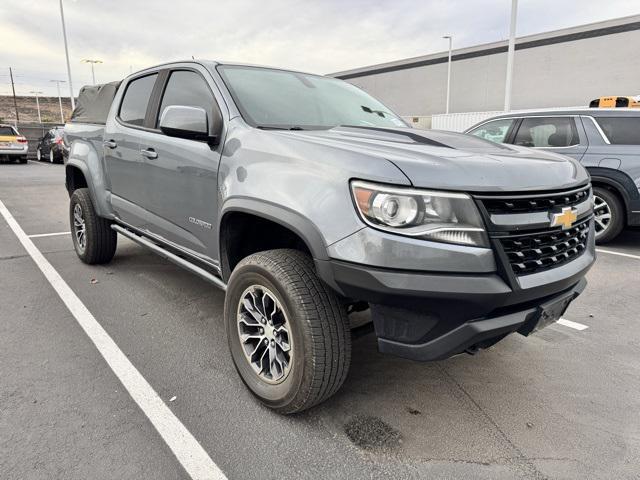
[49,150,54,163]
[73,203,87,252]
[236,285,293,384]
[593,194,612,238]
[37,148,41,161]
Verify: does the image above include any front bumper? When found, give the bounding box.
[315,230,594,362]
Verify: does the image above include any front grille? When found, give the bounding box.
[482,186,590,214]
[498,219,590,275]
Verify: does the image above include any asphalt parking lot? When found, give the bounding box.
[1,160,639,480]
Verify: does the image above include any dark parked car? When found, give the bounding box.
[36,127,67,163]
[467,109,640,243]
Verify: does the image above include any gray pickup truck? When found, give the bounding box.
[64,60,595,413]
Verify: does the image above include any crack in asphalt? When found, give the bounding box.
[437,364,548,480]
[0,254,29,261]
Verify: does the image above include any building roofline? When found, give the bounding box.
[331,14,640,80]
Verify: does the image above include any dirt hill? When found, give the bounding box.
[0,95,74,124]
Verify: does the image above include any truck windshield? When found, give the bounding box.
[217,65,407,130]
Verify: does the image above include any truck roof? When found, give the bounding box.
[129,59,324,79]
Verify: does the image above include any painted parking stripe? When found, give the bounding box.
[28,231,71,238]
[557,318,589,331]
[0,199,226,480]
[596,248,640,261]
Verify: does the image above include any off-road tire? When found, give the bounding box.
[593,186,624,244]
[69,188,117,264]
[224,249,351,414]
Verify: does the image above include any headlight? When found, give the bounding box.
[351,180,489,247]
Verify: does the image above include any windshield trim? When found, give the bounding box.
[216,64,408,130]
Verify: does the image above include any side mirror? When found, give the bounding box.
[159,105,211,141]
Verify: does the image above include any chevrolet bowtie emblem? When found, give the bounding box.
[550,207,578,230]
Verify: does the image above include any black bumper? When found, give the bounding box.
[315,248,593,362]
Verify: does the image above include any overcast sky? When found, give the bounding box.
[3,0,639,97]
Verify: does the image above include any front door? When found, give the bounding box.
[511,116,588,161]
[134,68,223,263]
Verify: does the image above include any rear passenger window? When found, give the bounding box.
[595,117,640,145]
[119,74,158,126]
[157,70,215,127]
[513,117,579,148]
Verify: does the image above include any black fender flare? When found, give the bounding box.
[218,198,329,262]
[587,167,640,223]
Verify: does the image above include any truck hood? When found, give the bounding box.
[273,126,588,192]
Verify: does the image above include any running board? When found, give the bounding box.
[111,224,227,291]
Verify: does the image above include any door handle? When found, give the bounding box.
[103,139,117,149]
[140,148,158,159]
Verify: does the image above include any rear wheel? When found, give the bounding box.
[49,150,55,163]
[69,188,117,264]
[593,186,624,244]
[224,249,351,414]
[37,148,42,161]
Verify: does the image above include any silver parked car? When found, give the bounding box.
[0,124,29,163]
[466,109,640,243]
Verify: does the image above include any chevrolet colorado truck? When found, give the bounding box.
[64,61,595,414]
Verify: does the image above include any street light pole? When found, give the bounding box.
[50,80,67,122]
[81,59,103,85]
[443,35,453,114]
[59,0,75,110]
[504,0,518,111]
[30,91,43,124]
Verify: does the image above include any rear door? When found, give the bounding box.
[133,67,224,261]
[104,72,159,227]
[511,116,588,161]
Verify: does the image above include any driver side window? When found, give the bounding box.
[468,119,514,144]
[156,70,215,128]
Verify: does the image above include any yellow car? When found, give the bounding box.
[589,96,640,108]
[0,124,29,164]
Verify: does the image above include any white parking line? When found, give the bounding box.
[0,199,226,480]
[28,231,71,238]
[596,248,640,261]
[557,318,589,331]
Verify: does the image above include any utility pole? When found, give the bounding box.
[50,79,67,123]
[503,0,518,111]
[443,35,453,114]
[59,0,75,109]
[9,67,19,124]
[30,91,44,124]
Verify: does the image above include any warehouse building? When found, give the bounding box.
[332,15,640,119]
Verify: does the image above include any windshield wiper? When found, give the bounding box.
[361,105,388,118]
[256,125,306,131]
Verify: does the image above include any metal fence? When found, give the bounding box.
[15,122,64,159]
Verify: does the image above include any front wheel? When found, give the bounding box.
[36,148,42,161]
[69,188,117,264]
[593,186,624,244]
[224,249,351,414]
